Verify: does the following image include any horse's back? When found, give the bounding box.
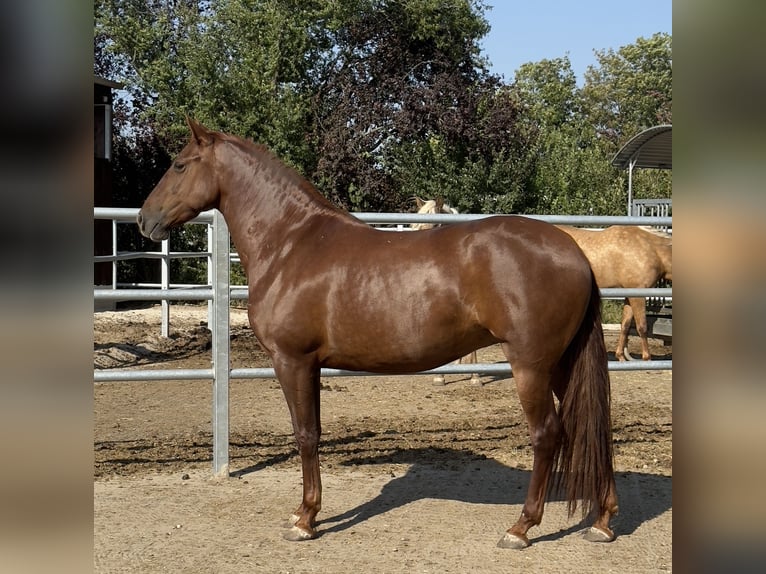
[332,215,593,309]
[558,225,671,287]
[428,216,592,282]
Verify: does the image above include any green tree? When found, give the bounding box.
[514,56,580,129]
[582,33,672,204]
[511,57,621,215]
[511,36,672,216]
[385,80,538,214]
[310,0,495,210]
[95,0,501,212]
[95,2,671,221]
[95,0,324,166]
[583,32,673,146]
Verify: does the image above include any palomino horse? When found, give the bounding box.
[137,119,617,549]
[557,226,672,361]
[412,197,480,385]
[411,196,459,230]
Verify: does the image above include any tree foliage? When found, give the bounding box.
[94,2,672,218]
[582,32,673,203]
[583,32,672,146]
[511,39,673,214]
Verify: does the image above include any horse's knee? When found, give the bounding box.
[293,427,320,455]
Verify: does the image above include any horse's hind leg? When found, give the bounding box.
[585,474,619,542]
[273,357,323,541]
[498,362,560,549]
[630,297,652,361]
[616,301,632,361]
[618,298,651,361]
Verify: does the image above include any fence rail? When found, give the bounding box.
[94,207,672,476]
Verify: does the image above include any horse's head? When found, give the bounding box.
[412,197,458,230]
[137,118,221,241]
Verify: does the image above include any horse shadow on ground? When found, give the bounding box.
[237,443,671,543]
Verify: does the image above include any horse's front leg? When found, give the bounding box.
[273,356,322,541]
[435,351,481,386]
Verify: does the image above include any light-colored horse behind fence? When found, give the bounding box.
[411,197,459,230]
[556,225,672,361]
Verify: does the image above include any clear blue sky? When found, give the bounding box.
[480,1,672,84]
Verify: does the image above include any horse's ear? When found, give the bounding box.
[414,197,425,208]
[435,197,444,212]
[186,116,214,146]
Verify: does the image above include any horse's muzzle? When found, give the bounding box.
[136,210,170,242]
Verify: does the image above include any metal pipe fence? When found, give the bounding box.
[94,207,672,476]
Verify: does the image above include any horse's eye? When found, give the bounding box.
[173,161,186,172]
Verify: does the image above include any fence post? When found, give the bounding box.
[207,223,214,331]
[211,210,230,477]
[111,219,118,290]
[161,237,170,337]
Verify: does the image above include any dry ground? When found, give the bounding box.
[94,305,672,573]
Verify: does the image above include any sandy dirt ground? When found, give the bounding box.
[94,304,672,573]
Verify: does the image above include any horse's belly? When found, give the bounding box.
[319,321,495,374]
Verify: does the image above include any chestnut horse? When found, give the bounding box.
[137,119,617,549]
[557,226,672,361]
[412,197,480,385]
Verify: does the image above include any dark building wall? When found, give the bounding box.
[94,81,114,286]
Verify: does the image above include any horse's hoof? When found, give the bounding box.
[583,526,614,543]
[433,376,445,386]
[470,376,482,387]
[497,532,529,549]
[283,525,315,541]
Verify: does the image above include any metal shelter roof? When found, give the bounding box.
[94,75,124,90]
[611,124,672,170]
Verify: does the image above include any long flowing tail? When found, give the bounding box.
[553,273,614,518]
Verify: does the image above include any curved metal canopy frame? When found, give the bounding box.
[611,124,672,214]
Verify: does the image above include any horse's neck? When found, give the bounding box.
[216,141,360,258]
